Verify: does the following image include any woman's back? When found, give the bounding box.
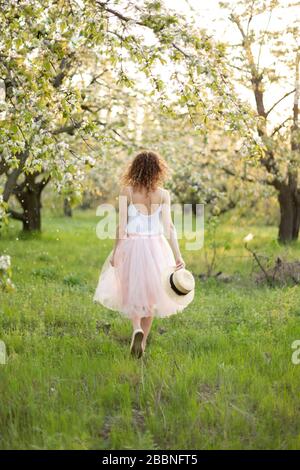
[128,186,164,214]
[126,186,164,235]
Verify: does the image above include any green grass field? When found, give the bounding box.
[0,211,300,450]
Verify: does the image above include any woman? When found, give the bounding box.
[94,151,194,358]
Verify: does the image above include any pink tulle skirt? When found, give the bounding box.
[93,233,192,319]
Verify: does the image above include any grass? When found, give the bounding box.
[0,210,300,450]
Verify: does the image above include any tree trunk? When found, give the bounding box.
[63,198,72,217]
[9,173,50,232]
[21,190,42,231]
[278,184,300,243]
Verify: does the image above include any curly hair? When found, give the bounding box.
[121,151,169,193]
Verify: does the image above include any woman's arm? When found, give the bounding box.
[111,186,128,266]
[161,189,185,270]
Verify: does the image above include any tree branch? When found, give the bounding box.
[0,157,8,176]
[37,175,51,193]
[52,54,75,89]
[246,0,256,36]
[51,121,82,135]
[271,117,292,136]
[96,1,144,26]
[266,89,296,117]
[172,43,191,58]
[3,149,29,201]
[96,2,195,62]
[220,165,255,183]
[7,208,25,221]
[230,14,266,118]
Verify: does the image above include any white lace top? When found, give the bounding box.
[126,188,164,235]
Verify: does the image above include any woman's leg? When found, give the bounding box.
[141,316,154,349]
[130,315,144,358]
[131,315,142,331]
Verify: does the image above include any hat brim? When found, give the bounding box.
[161,266,195,307]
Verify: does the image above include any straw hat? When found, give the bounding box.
[162,267,195,306]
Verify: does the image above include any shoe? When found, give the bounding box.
[130,329,144,358]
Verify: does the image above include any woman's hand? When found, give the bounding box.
[175,256,185,270]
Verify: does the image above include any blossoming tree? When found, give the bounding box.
[0,0,256,234]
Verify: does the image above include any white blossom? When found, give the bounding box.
[0,255,11,271]
[243,233,254,243]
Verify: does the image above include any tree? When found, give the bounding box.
[219,0,300,242]
[144,104,262,217]
[0,0,257,232]
[0,0,92,230]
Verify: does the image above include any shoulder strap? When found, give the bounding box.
[160,188,164,205]
[128,186,133,204]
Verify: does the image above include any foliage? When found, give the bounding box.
[0,0,258,219]
[0,254,14,291]
[219,0,300,241]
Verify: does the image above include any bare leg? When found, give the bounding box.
[141,316,154,349]
[131,315,142,331]
[130,315,144,358]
